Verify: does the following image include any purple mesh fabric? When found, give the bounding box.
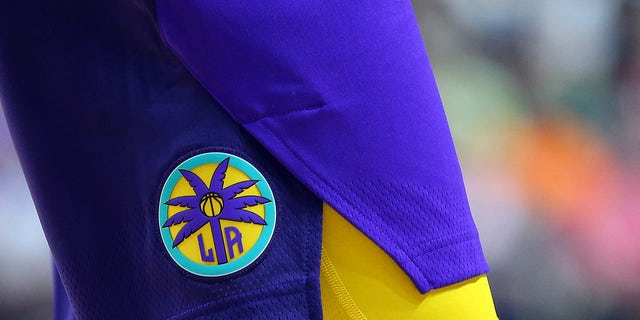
[156,0,489,293]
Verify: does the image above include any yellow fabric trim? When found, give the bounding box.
[320,248,367,320]
[320,203,498,319]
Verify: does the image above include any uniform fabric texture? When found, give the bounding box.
[157,0,489,293]
[0,0,489,318]
[0,1,322,319]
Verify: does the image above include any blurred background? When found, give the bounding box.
[1,0,639,319]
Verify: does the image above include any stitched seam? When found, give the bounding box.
[155,1,327,127]
[412,230,478,253]
[155,4,244,125]
[260,121,432,289]
[416,237,478,258]
[320,248,368,320]
[165,277,306,320]
[241,104,326,124]
[303,190,312,319]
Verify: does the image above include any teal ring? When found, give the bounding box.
[158,152,276,277]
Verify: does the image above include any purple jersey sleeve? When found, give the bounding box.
[156,0,488,292]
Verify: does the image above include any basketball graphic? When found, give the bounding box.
[200,192,224,217]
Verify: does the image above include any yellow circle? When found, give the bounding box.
[167,163,265,265]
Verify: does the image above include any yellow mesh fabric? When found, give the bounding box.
[320,204,498,319]
[320,248,367,320]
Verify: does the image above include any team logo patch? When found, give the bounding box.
[159,152,276,277]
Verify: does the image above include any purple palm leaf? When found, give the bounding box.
[172,214,209,248]
[227,196,271,209]
[165,196,198,208]
[178,169,208,196]
[163,208,200,228]
[219,179,259,199]
[220,209,267,225]
[209,157,229,193]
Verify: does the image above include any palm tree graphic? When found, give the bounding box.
[163,157,270,264]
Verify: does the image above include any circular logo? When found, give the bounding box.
[159,152,276,277]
